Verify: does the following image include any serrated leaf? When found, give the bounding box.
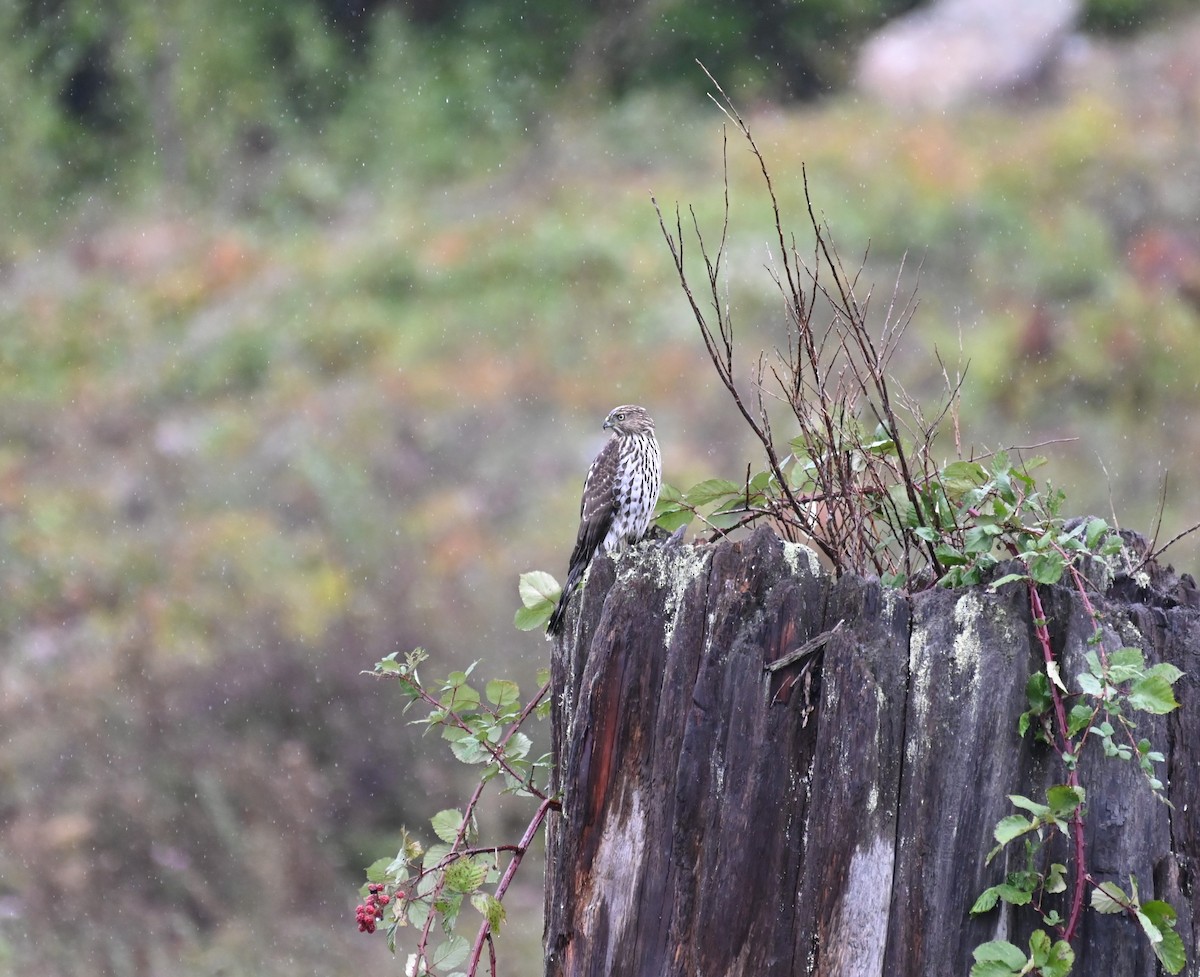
[970,886,1001,915]
[472,892,508,931]
[450,736,489,764]
[422,842,452,872]
[934,543,967,566]
[1106,647,1145,683]
[1145,661,1184,685]
[995,883,1032,906]
[431,809,465,844]
[684,478,742,506]
[518,570,560,609]
[1066,703,1093,737]
[505,731,532,760]
[971,939,1027,975]
[1038,936,1075,977]
[654,505,694,532]
[365,857,393,883]
[432,935,470,970]
[964,524,1001,556]
[1024,672,1050,710]
[485,679,520,708]
[514,604,553,631]
[988,572,1029,591]
[444,858,487,893]
[1128,674,1180,714]
[1028,552,1064,584]
[440,683,480,713]
[994,814,1035,845]
[942,460,989,492]
[1136,902,1185,975]
[1136,909,1163,945]
[1008,794,1050,817]
[1046,785,1085,817]
[1090,881,1127,914]
[1028,929,1052,965]
[1080,517,1108,549]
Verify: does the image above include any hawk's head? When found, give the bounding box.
[603,404,655,436]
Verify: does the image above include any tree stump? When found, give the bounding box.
[543,525,1199,976]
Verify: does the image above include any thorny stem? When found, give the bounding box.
[407,679,552,974]
[465,796,558,975]
[1027,582,1088,944]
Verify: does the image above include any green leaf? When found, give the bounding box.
[1035,934,1075,977]
[1045,863,1067,894]
[1046,785,1085,818]
[518,570,560,609]
[422,844,453,873]
[1008,794,1050,817]
[485,679,520,708]
[450,736,490,764]
[970,886,1001,915]
[472,892,508,931]
[1145,661,1184,685]
[1128,674,1180,714]
[407,897,431,929]
[684,478,742,506]
[1027,552,1064,585]
[432,935,470,970]
[514,604,552,631]
[444,858,487,893]
[994,814,1036,845]
[505,731,532,761]
[441,683,481,713]
[1066,703,1093,738]
[431,809,465,844]
[963,524,1001,555]
[934,543,967,566]
[970,939,1027,976]
[942,460,989,495]
[1084,517,1110,549]
[988,572,1028,591]
[654,504,694,533]
[1106,647,1145,683]
[1024,672,1051,711]
[1140,901,1186,974]
[1028,929,1052,966]
[995,883,1032,906]
[365,857,393,884]
[1153,929,1187,975]
[1090,881,1128,914]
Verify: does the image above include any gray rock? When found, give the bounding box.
[856,0,1082,109]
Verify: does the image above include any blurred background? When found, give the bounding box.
[2,0,1199,974]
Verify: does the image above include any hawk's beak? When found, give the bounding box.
[602,419,613,430]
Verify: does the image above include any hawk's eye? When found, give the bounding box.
[616,412,625,421]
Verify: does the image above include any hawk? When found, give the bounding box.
[547,404,662,636]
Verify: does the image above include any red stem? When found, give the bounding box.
[465,796,558,975]
[1027,582,1088,942]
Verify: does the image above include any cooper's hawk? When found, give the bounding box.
[547,404,662,636]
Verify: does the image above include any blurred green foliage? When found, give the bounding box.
[2,3,1200,976]
[2,0,1188,233]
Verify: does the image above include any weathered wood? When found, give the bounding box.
[543,526,1198,976]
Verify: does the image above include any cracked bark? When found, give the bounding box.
[542,525,1199,977]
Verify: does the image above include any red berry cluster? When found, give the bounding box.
[356,883,390,933]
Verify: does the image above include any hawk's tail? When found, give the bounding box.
[547,561,586,636]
